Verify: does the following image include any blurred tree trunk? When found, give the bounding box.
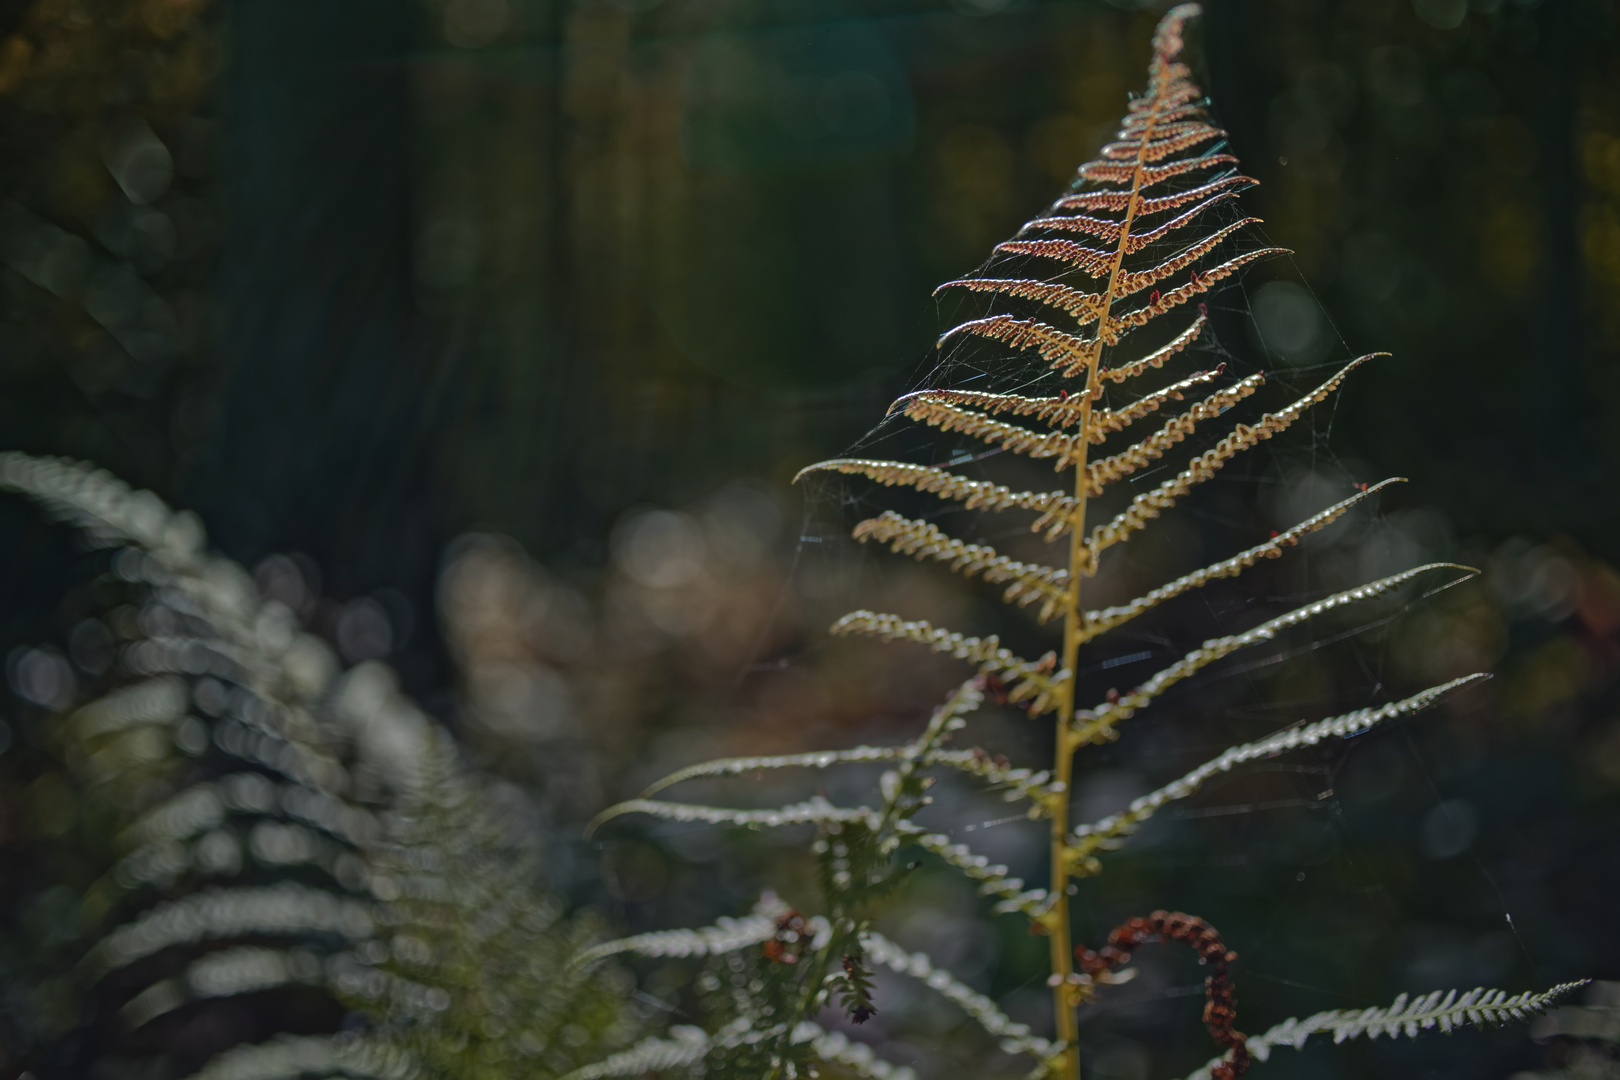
[188,0,454,686]
[190,0,446,603]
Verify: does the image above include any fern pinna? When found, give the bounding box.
[584,6,1576,1080]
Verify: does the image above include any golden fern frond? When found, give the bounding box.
[1079,355,1382,554]
[1102,120,1223,162]
[1000,217,1256,286]
[1015,210,1123,244]
[1102,248,1289,345]
[934,279,1105,330]
[601,11,1495,1080]
[829,611,1060,714]
[893,397,1086,468]
[897,365,1226,442]
[1070,563,1477,746]
[1076,152,1238,189]
[937,312,1095,376]
[793,458,1076,519]
[1123,194,1246,249]
[1089,367,1226,436]
[1083,373,1264,491]
[1100,312,1208,382]
[1054,173,1247,215]
[1022,191,1240,253]
[853,511,1068,613]
[890,386,1090,428]
[1113,221,1267,296]
[1078,477,1407,642]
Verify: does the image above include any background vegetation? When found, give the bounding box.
[0,0,1617,1078]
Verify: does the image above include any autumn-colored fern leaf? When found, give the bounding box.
[585,7,1515,1080]
[1076,912,1250,1080]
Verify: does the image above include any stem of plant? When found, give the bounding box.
[1049,77,1161,1077]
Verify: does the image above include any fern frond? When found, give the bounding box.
[1176,982,1589,1080]
[1084,373,1265,491]
[860,928,1057,1060]
[942,245,1285,350]
[893,823,1042,911]
[1079,477,1406,642]
[0,452,204,558]
[937,313,1099,377]
[992,237,1115,277]
[1053,175,1249,216]
[84,883,376,980]
[1072,673,1490,855]
[896,368,1272,457]
[1089,368,1229,438]
[124,946,329,1028]
[1099,311,1208,383]
[927,750,1062,812]
[1100,121,1225,163]
[890,386,1090,429]
[854,512,1068,612]
[1023,193,1238,257]
[1003,217,1257,291]
[120,774,374,853]
[794,458,1076,520]
[1072,563,1476,745]
[180,1035,415,1080]
[799,1024,918,1080]
[560,1026,719,1080]
[830,611,1059,714]
[1123,194,1245,250]
[638,746,913,797]
[72,676,189,739]
[1076,152,1238,189]
[1080,355,1382,553]
[910,675,987,746]
[1015,210,1123,244]
[832,950,881,1024]
[895,397,1085,468]
[574,906,796,969]
[1104,248,1290,344]
[934,280,1104,333]
[1112,220,1266,297]
[587,795,875,837]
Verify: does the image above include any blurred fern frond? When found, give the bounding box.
[584,5,1571,1080]
[0,452,634,1080]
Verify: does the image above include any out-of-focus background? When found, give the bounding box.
[1,0,1619,1078]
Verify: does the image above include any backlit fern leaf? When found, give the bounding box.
[580,7,1556,1080]
[574,895,799,967]
[1176,982,1589,1080]
[859,929,1056,1062]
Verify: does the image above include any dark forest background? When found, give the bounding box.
[1,1,1619,1078]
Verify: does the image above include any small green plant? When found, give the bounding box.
[581,6,1580,1079]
